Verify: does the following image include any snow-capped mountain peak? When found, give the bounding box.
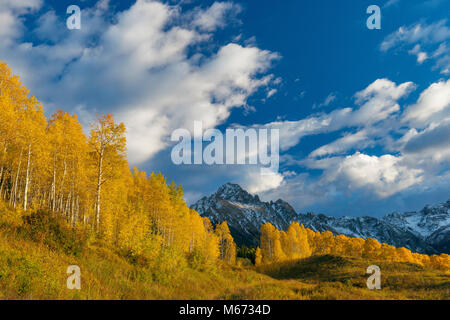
[191,183,450,254]
[214,183,260,203]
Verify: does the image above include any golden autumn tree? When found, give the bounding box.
[47,110,88,223]
[255,219,450,272]
[0,63,23,198]
[363,238,382,260]
[89,114,126,231]
[2,60,448,278]
[260,223,276,263]
[286,222,311,259]
[396,247,414,263]
[201,217,220,264]
[380,243,398,262]
[215,221,236,264]
[0,60,231,273]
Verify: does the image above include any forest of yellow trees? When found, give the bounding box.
[0,59,449,286]
[255,222,450,271]
[0,61,236,268]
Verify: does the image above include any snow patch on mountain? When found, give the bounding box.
[191,183,449,254]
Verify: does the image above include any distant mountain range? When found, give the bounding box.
[191,183,450,254]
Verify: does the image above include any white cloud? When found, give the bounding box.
[322,153,423,198]
[0,0,42,11]
[252,79,414,151]
[381,20,450,74]
[266,88,277,98]
[258,108,353,151]
[409,44,428,64]
[242,170,284,194]
[403,119,450,163]
[313,92,337,109]
[309,130,369,158]
[0,0,42,41]
[0,0,279,165]
[381,20,450,51]
[192,2,241,32]
[247,78,450,205]
[384,0,400,8]
[404,79,450,127]
[352,78,415,124]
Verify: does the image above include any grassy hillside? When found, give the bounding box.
[0,208,448,300]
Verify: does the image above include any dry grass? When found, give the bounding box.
[0,207,448,300]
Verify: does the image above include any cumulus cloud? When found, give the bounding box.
[241,169,284,194]
[352,78,415,124]
[322,153,423,198]
[0,0,42,41]
[0,0,279,164]
[2,0,449,215]
[247,77,449,208]
[404,119,450,162]
[404,79,450,127]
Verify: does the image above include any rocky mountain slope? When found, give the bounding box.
[191,183,450,254]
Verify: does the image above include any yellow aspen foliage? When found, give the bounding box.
[215,221,237,264]
[255,247,262,266]
[260,223,277,263]
[272,232,286,262]
[286,222,311,259]
[380,243,398,262]
[0,61,227,271]
[1,60,448,277]
[363,238,382,260]
[89,114,127,231]
[396,247,415,263]
[305,228,317,252]
[333,234,349,256]
[256,220,450,272]
[201,218,220,264]
[314,231,334,255]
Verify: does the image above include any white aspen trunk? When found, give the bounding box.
[95,149,103,231]
[11,148,23,208]
[23,144,32,211]
[51,152,57,211]
[58,158,67,212]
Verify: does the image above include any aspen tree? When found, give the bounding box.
[89,114,126,231]
[215,221,236,264]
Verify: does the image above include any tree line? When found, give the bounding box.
[0,61,236,265]
[255,222,450,271]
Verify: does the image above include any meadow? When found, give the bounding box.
[0,205,448,300]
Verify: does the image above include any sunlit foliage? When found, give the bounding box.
[257,222,450,272]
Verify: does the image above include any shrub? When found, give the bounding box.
[20,210,87,256]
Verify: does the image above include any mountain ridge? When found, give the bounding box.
[191,183,450,254]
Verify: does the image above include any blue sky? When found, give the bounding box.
[1,0,449,217]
